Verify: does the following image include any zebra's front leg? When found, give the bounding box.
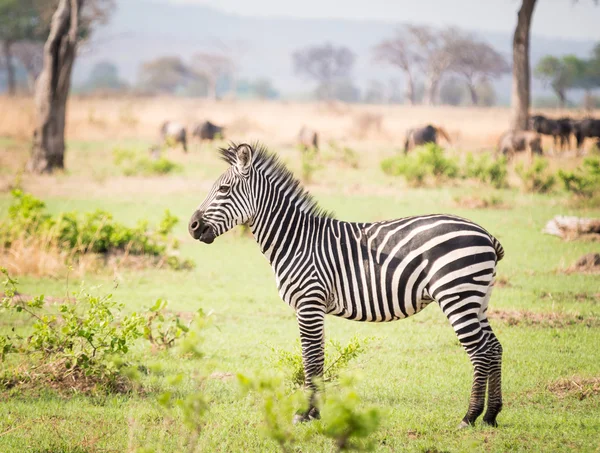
[292,303,325,424]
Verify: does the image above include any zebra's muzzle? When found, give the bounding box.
[188,212,216,244]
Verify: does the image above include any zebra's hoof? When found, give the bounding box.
[292,407,320,424]
[457,420,472,430]
[483,418,498,428]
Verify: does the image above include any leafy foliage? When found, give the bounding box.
[463,152,508,188]
[142,299,199,351]
[272,335,373,388]
[516,157,557,193]
[113,147,182,176]
[0,190,193,271]
[238,373,308,453]
[0,269,144,392]
[381,144,459,186]
[558,157,600,200]
[319,375,382,452]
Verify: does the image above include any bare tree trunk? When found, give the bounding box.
[557,90,566,109]
[404,73,416,105]
[2,40,16,96]
[422,73,437,106]
[28,0,83,174]
[468,83,479,105]
[510,0,537,131]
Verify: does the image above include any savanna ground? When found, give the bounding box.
[0,97,599,452]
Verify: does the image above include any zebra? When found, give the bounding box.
[188,143,505,428]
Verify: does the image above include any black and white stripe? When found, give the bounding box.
[189,143,504,427]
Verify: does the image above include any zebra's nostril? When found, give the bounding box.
[191,221,199,231]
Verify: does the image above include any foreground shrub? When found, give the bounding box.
[272,335,373,388]
[238,372,382,453]
[0,269,144,392]
[463,152,509,188]
[381,144,459,186]
[0,270,202,394]
[515,157,556,193]
[113,147,182,176]
[558,157,600,201]
[0,190,194,274]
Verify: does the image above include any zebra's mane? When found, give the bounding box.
[219,142,334,219]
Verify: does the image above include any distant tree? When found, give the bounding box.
[475,79,497,106]
[138,56,194,94]
[0,0,46,95]
[12,40,43,92]
[364,80,386,104]
[373,29,422,105]
[534,55,578,108]
[252,78,279,100]
[408,25,457,105]
[447,35,509,105]
[192,52,232,100]
[83,60,127,93]
[292,43,355,101]
[439,77,466,106]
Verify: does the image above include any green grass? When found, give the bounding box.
[1,141,600,452]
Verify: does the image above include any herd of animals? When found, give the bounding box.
[157,114,600,159]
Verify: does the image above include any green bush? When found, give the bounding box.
[558,157,600,199]
[272,335,373,388]
[300,148,321,184]
[319,375,382,452]
[0,190,194,270]
[0,269,144,392]
[463,152,508,189]
[515,157,556,193]
[113,147,182,176]
[381,144,459,186]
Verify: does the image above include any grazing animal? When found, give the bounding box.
[188,143,505,428]
[572,118,600,149]
[530,115,572,150]
[298,126,319,151]
[497,130,542,160]
[404,124,451,153]
[555,117,573,150]
[192,121,225,141]
[160,121,187,152]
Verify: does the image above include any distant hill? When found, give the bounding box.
[75,0,597,103]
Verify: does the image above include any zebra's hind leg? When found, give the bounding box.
[438,293,490,428]
[482,327,503,427]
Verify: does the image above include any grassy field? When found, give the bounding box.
[1,98,600,452]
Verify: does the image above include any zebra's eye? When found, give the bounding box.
[218,184,230,193]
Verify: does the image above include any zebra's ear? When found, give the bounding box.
[236,144,253,173]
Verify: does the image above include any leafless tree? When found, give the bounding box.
[447,35,509,105]
[28,0,83,173]
[373,29,422,105]
[292,43,355,101]
[192,52,233,100]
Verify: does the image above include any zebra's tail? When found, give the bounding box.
[491,236,505,262]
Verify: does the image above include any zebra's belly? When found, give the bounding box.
[326,288,435,322]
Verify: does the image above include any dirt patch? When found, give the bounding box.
[453,195,508,210]
[209,372,235,381]
[548,376,600,400]
[538,291,599,303]
[494,275,511,288]
[489,309,599,328]
[565,253,600,274]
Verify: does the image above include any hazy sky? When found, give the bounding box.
[165,0,599,40]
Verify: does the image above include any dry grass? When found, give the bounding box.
[547,376,600,400]
[488,309,600,328]
[1,95,597,150]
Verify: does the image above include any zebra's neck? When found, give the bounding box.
[249,173,323,269]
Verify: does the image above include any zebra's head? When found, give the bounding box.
[188,143,255,244]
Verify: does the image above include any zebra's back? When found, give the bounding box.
[319,214,503,322]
